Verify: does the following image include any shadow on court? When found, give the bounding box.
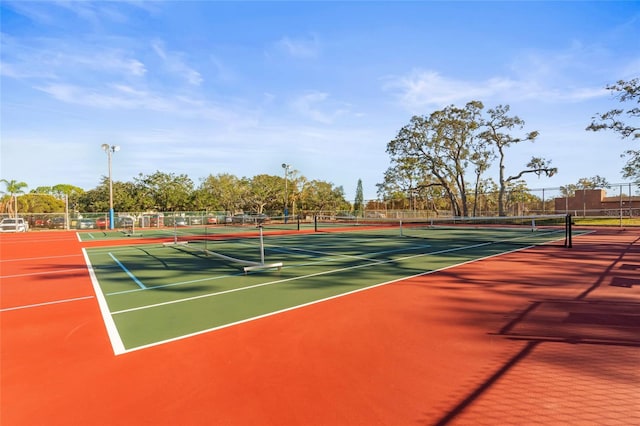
[430,228,640,425]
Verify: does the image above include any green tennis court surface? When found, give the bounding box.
[84,224,572,354]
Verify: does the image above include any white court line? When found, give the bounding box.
[0,235,79,245]
[106,269,244,296]
[78,245,149,255]
[273,243,431,260]
[0,295,94,312]
[1,267,87,279]
[83,248,125,355]
[0,253,83,263]
[78,232,96,241]
[270,245,388,261]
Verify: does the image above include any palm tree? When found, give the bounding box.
[1,179,29,217]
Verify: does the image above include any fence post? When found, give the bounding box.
[619,184,623,227]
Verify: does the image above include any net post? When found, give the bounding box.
[259,225,265,264]
[569,215,573,248]
[297,216,300,231]
[173,213,178,244]
[399,219,403,236]
[564,214,573,248]
[314,215,318,232]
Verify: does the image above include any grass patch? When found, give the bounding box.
[573,217,640,226]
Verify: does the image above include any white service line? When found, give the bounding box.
[0,253,83,263]
[0,295,94,312]
[1,267,87,279]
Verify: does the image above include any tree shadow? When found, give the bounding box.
[426,229,640,424]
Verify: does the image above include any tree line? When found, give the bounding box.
[1,173,624,219]
[0,172,352,216]
[2,79,637,217]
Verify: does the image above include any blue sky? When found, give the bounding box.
[1,1,639,201]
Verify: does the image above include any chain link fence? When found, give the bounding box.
[2,183,639,230]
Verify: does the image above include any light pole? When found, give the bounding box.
[101,144,120,230]
[282,163,290,222]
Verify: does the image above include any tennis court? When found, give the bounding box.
[84,219,572,353]
[2,219,639,426]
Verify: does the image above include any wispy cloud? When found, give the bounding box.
[54,1,126,26]
[1,34,146,80]
[383,39,632,112]
[274,35,321,59]
[4,0,156,26]
[67,49,147,77]
[151,40,203,86]
[383,69,608,112]
[2,33,216,117]
[2,1,57,25]
[619,57,640,80]
[208,54,236,83]
[290,91,352,124]
[0,60,55,80]
[35,83,167,110]
[34,82,245,124]
[382,70,509,109]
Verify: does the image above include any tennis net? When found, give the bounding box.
[313,214,573,247]
[163,226,284,272]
